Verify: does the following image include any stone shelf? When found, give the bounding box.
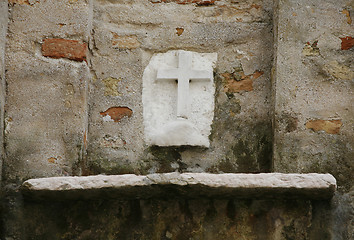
[21,173,336,200]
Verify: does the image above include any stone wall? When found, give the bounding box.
[0,0,353,239]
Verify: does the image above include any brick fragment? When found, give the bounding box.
[176,28,184,36]
[340,36,354,50]
[8,0,30,5]
[302,41,319,56]
[42,38,87,61]
[342,9,352,24]
[305,120,342,134]
[223,70,263,93]
[100,107,133,122]
[112,33,141,49]
[150,0,218,6]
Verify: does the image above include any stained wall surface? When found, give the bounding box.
[23,198,330,240]
[0,0,353,239]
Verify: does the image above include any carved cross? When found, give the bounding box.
[156,51,213,119]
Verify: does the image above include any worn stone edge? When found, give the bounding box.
[20,173,336,200]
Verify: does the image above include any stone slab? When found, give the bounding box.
[21,173,336,200]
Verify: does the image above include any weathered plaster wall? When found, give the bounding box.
[273,0,353,191]
[87,0,274,175]
[3,0,91,182]
[0,0,353,239]
[273,0,354,238]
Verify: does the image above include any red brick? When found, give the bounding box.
[100,107,133,122]
[176,28,184,36]
[42,38,87,62]
[340,36,354,50]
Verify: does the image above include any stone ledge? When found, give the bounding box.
[21,173,336,200]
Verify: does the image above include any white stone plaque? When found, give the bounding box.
[143,50,217,147]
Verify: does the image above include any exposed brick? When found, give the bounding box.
[222,70,263,93]
[47,157,56,163]
[83,130,87,150]
[340,36,354,50]
[342,9,352,25]
[250,4,261,9]
[112,33,141,49]
[305,120,342,134]
[302,41,319,56]
[100,107,133,122]
[150,0,218,6]
[42,38,87,61]
[176,28,184,36]
[8,0,30,5]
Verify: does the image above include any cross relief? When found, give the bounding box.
[156,51,213,119]
[143,50,217,147]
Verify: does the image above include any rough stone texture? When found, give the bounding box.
[21,173,337,200]
[87,0,274,175]
[4,0,91,182]
[42,38,87,61]
[0,0,8,184]
[23,198,329,240]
